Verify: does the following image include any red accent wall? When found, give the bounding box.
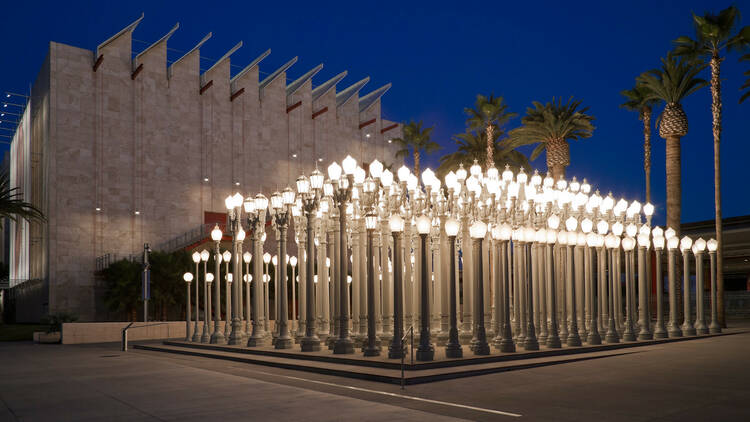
[204,211,226,226]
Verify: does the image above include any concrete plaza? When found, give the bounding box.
[1,329,749,421]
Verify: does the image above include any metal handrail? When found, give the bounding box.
[400,325,415,390]
[121,322,171,351]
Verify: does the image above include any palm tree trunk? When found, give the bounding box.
[550,164,566,181]
[414,150,421,176]
[642,108,652,204]
[665,135,682,235]
[710,54,725,327]
[486,124,494,169]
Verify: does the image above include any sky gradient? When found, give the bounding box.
[1,0,749,227]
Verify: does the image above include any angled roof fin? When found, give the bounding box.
[96,12,144,58]
[259,57,298,91]
[312,71,347,103]
[286,64,324,98]
[336,77,369,108]
[133,22,179,70]
[358,83,392,113]
[168,32,212,78]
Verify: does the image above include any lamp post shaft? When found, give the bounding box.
[445,235,463,357]
[248,229,267,346]
[301,213,322,351]
[473,237,490,355]
[588,248,601,345]
[229,217,244,344]
[604,248,618,343]
[192,262,201,342]
[389,232,405,359]
[276,224,293,348]
[682,251,696,335]
[334,201,354,354]
[210,242,224,343]
[694,252,708,334]
[637,246,652,340]
[185,281,191,341]
[363,227,380,356]
[546,242,561,348]
[565,244,580,347]
[709,251,721,333]
[667,248,682,337]
[201,261,210,343]
[416,233,434,361]
[654,250,667,338]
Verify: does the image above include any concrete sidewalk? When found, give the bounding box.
[0,342,462,421]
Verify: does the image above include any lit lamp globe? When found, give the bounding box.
[183,272,193,283]
[282,187,295,205]
[625,223,637,238]
[255,193,268,211]
[272,255,278,266]
[237,228,246,242]
[270,192,283,210]
[604,234,618,249]
[354,167,366,185]
[389,214,405,233]
[557,230,568,245]
[211,225,223,242]
[233,192,243,208]
[612,221,624,237]
[192,251,201,263]
[422,168,435,187]
[680,236,693,253]
[342,155,357,176]
[667,236,679,250]
[243,252,252,264]
[501,166,513,182]
[596,220,609,235]
[328,162,342,181]
[470,221,487,239]
[381,169,394,187]
[535,228,547,244]
[243,199,256,213]
[547,214,561,230]
[545,229,557,244]
[397,166,411,183]
[227,273,233,283]
[639,224,651,236]
[581,218,593,234]
[643,202,655,218]
[637,234,650,248]
[586,232,598,248]
[707,238,718,252]
[523,226,535,243]
[416,215,432,235]
[576,232,587,247]
[445,218,459,237]
[652,226,664,239]
[290,256,298,267]
[653,235,665,250]
[263,253,271,264]
[225,195,235,210]
[365,213,378,230]
[565,216,578,232]
[200,249,210,262]
[370,159,383,179]
[222,250,232,262]
[296,175,310,194]
[205,273,214,283]
[694,238,707,253]
[499,223,512,241]
[622,237,635,252]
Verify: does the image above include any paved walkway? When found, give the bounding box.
[2,327,750,421]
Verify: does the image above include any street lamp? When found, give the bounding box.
[183,272,194,341]
[246,194,269,346]
[298,170,324,352]
[707,238,721,333]
[200,249,211,343]
[621,236,637,341]
[243,251,252,336]
[470,220,490,355]
[331,156,356,354]
[191,251,201,342]
[637,231,652,340]
[225,193,245,345]
[363,210,381,357]
[652,229,668,338]
[416,214,434,361]
[680,236,696,336]
[290,255,298,335]
[444,217,463,357]
[693,238,708,335]
[222,249,232,342]
[210,225,224,343]
[388,213,405,359]
[666,236,682,337]
[269,187,295,349]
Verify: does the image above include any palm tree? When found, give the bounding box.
[741,53,750,103]
[0,171,44,223]
[637,54,707,235]
[464,94,517,169]
[507,97,595,180]
[621,81,659,203]
[392,120,440,176]
[437,129,530,179]
[674,6,750,327]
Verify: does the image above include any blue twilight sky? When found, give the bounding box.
[1,0,749,226]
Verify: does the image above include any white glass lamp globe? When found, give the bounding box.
[211,225,223,242]
[365,213,378,230]
[622,237,635,251]
[222,250,232,262]
[576,232,587,246]
[581,218,593,233]
[546,229,557,244]
[653,236,665,250]
[643,202,654,217]
[421,168,435,187]
[255,194,268,211]
[389,214,405,233]
[625,223,637,238]
[200,249,210,262]
[557,230,568,245]
[232,192,244,208]
[225,195,234,210]
[237,228,246,241]
[695,238,706,252]
[263,253,271,264]
[328,161,342,180]
[652,226,663,239]
[342,155,357,175]
[381,169,394,187]
[667,236,679,250]
[565,216,578,232]
[243,252,252,263]
[680,236,693,252]
[192,251,201,263]
[586,232,598,248]
[665,227,676,239]
[369,159,383,178]
[296,175,310,194]
[226,274,233,283]
[547,214,561,230]
[596,220,609,235]
[470,221,487,239]
[612,221,624,237]
[205,273,214,282]
[290,256,298,267]
[637,234,650,248]
[272,255,278,266]
[183,272,193,282]
[639,225,651,236]
[397,165,410,183]
[416,215,431,235]
[707,238,718,252]
[604,234,618,249]
[535,228,547,244]
[310,169,324,190]
[500,223,512,241]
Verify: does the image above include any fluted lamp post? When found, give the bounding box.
[270,188,296,349]
[298,169,324,352]
[263,252,271,334]
[470,220,491,355]
[331,157,357,354]
[226,192,247,345]
[415,214,435,361]
[243,252,252,336]
[652,228,668,339]
[707,238,721,333]
[200,249,211,343]
[245,194,269,346]
[363,210,381,357]
[680,236,696,336]
[290,255,298,335]
[210,225,225,343]
[388,213,405,359]
[621,236,637,341]
[183,272,193,341]
[604,234,620,343]
[565,218,581,347]
[191,251,201,342]
[444,218,463,357]
[222,249,232,342]
[693,238,708,335]
[666,234,682,337]
[637,231,653,340]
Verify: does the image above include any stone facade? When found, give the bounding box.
[19,16,401,320]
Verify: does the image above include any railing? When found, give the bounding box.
[121,322,171,351]
[96,223,226,271]
[401,325,415,390]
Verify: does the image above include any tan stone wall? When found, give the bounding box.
[37,32,401,321]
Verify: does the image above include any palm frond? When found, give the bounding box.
[0,172,44,223]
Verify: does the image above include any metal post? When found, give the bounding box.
[682,250,696,335]
[546,241,561,348]
[445,235,463,358]
[637,245,652,340]
[389,230,405,359]
[604,248,619,343]
[667,248,682,337]
[363,226,381,356]
[565,244,580,347]
[201,260,210,343]
[276,223,293,349]
[301,214,322,351]
[185,281,192,341]
[474,236,490,355]
[334,198,354,354]
[416,232,434,361]
[192,261,201,342]
[694,251,708,335]
[588,247,601,344]
[653,249,667,338]
[709,251,721,333]
[211,242,224,343]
